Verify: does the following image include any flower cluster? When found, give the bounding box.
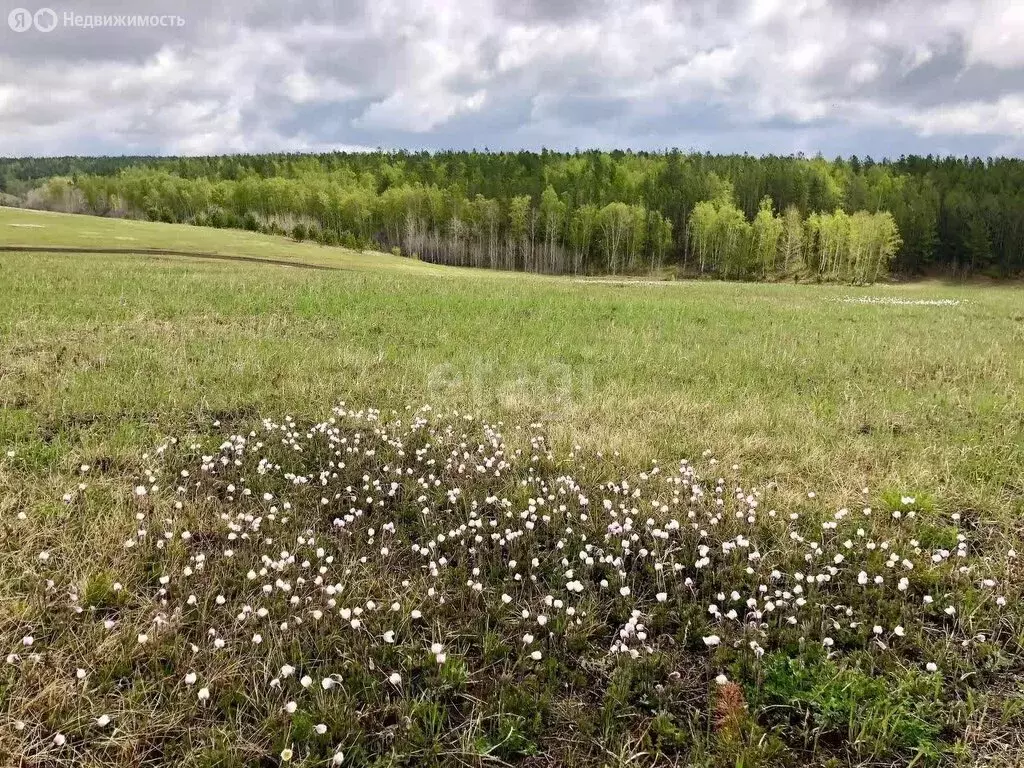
[3,403,1019,764]
[841,296,963,307]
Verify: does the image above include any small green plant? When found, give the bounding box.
[82,568,123,609]
[761,653,947,761]
[880,488,936,515]
[241,211,261,232]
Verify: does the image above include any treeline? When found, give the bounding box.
[4,149,1023,279]
[17,167,903,280]
[40,170,674,275]
[689,193,900,283]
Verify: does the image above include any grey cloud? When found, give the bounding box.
[0,0,1021,157]
[495,0,611,23]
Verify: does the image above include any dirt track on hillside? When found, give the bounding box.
[0,246,342,271]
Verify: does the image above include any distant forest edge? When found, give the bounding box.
[2,151,1021,282]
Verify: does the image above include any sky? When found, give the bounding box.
[1,0,1023,158]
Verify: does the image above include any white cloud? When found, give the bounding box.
[899,95,1024,136]
[966,0,1024,68]
[0,0,1020,156]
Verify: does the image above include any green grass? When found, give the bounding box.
[1,206,435,272]
[2,207,1021,514]
[2,207,1024,766]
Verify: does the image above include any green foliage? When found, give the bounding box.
[5,151,1024,276]
[82,568,124,609]
[649,710,690,752]
[241,211,261,232]
[879,489,936,515]
[800,209,902,282]
[479,681,548,760]
[761,654,948,762]
[688,190,754,278]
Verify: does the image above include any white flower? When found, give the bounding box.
[198,687,210,701]
[522,633,534,645]
[410,609,422,620]
[300,675,312,688]
[184,672,197,685]
[285,701,298,713]
[702,635,721,647]
[252,633,262,644]
[894,626,906,637]
[280,664,295,677]
[822,637,834,647]
[926,662,938,672]
[22,636,34,647]
[656,592,667,602]
[315,723,328,735]
[715,674,729,685]
[137,633,148,645]
[501,594,512,604]
[53,733,66,746]
[383,630,396,644]
[332,751,345,765]
[619,586,631,597]
[280,748,293,762]
[134,486,148,496]
[388,672,402,685]
[96,714,111,727]
[430,642,444,655]
[531,650,543,660]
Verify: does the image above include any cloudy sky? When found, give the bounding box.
[1,0,1022,158]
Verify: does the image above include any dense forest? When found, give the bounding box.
[2,150,1022,280]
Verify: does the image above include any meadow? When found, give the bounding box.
[1,206,1023,767]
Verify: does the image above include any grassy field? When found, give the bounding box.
[2,207,1024,766]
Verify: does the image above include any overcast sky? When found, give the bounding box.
[1,0,1022,158]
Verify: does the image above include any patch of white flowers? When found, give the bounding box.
[3,403,1015,763]
[841,296,963,307]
